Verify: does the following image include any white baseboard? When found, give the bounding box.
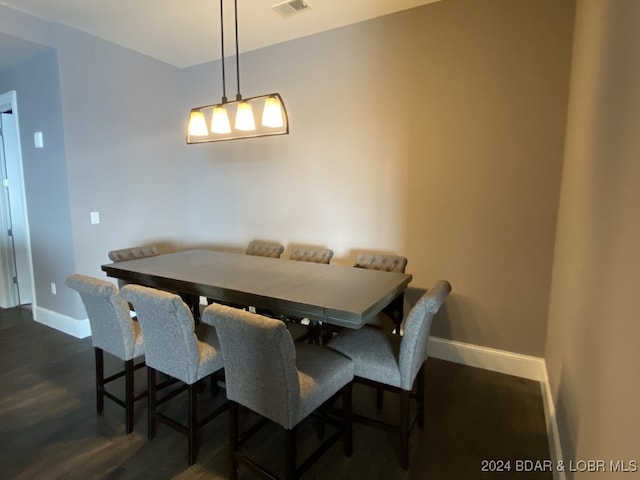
[33,305,91,339]
[428,336,564,479]
[428,336,546,381]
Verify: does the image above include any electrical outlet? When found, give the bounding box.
[90,211,100,224]
[50,282,57,295]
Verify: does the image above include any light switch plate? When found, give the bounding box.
[90,211,100,224]
[34,131,44,148]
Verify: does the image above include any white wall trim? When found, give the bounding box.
[428,336,564,479]
[540,366,566,480]
[428,336,546,381]
[33,305,91,339]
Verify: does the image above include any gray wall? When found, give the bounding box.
[1,15,192,320]
[0,4,54,49]
[0,50,80,317]
[0,1,573,354]
[182,0,575,356]
[546,0,640,473]
[52,24,190,285]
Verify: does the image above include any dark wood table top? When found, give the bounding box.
[101,249,412,329]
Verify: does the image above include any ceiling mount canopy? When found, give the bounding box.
[187,0,289,144]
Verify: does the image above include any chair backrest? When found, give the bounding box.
[120,284,201,384]
[65,274,139,360]
[203,304,300,428]
[108,245,159,262]
[245,240,285,258]
[289,245,334,264]
[354,253,407,273]
[398,280,451,390]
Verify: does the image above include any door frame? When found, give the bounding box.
[0,90,35,307]
[0,117,18,306]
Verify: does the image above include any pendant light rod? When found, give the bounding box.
[234,0,242,101]
[219,0,227,102]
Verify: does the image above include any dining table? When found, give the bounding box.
[101,249,412,329]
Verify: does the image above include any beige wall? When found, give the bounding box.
[546,0,640,475]
[184,0,574,356]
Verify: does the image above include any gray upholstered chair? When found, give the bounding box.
[354,252,407,272]
[328,280,451,469]
[354,252,408,333]
[108,245,159,288]
[289,245,334,264]
[286,245,334,343]
[246,240,285,258]
[202,303,354,480]
[120,284,226,465]
[110,245,201,321]
[108,244,159,262]
[240,240,284,315]
[65,274,145,434]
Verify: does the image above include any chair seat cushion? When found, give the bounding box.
[328,326,402,388]
[194,324,224,382]
[293,342,354,427]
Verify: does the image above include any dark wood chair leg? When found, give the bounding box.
[182,294,200,322]
[125,359,134,434]
[384,292,405,334]
[188,384,198,465]
[343,382,353,457]
[229,401,239,480]
[400,390,410,470]
[94,348,104,414]
[285,427,297,480]
[315,415,325,439]
[308,321,322,345]
[147,367,157,440]
[417,365,425,430]
[211,373,220,397]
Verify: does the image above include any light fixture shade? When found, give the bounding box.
[186,94,288,143]
[188,110,208,136]
[262,95,285,128]
[235,101,256,131]
[211,105,231,134]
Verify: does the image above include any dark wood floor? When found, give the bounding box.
[0,306,551,479]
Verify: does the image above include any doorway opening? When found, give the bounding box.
[0,90,34,308]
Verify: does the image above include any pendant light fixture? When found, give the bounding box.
[187,0,289,143]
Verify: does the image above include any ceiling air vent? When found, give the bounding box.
[272,0,312,19]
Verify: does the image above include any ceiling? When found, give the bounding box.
[0,0,441,69]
